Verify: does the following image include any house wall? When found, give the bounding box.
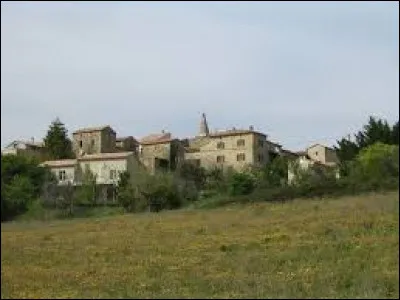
[2,146,47,162]
[307,144,339,166]
[325,148,339,165]
[78,158,130,185]
[116,138,137,152]
[73,129,116,156]
[49,166,77,185]
[184,133,267,171]
[138,141,173,173]
[100,129,117,153]
[307,144,328,164]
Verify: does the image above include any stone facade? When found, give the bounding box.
[138,138,184,174]
[183,114,282,171]
[1,140,47,161]
[184,130,270,171]
[287,144,340,184]
[41,152,139,186]
[5,114,340,185]
[306,144,339,166]
[72,126,116,156]
[116,136,138,153]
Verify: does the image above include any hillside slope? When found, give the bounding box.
[1,192,399,299]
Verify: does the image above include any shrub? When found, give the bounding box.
[350,142,399,182]
[117,170,185,213]
[2,175,35,221]
[1,155,53,221]
[229,172,256,196]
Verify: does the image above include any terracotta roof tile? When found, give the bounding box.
[140,132,172,144]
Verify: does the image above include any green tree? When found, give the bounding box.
[334,116,399,175]
[392,121,399,145]
[74,165,97,206]
[350,142,399,182]
[229,172,256,196]
[1,155,52,221]
[116,171,138,212]
[176,161,206,190]
[2,175,35,221]
[262,156,289,187]
[43,118,74,160]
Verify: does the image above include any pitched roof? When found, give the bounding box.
[40,152,135,167]
[209,129,266,138]
[139,132,172,145]
[5,140,44,149]
[78,151,135,161]
[306,143,335,151]
[73,125,115,134]
[116,136,138,144]
[40,159,77,167]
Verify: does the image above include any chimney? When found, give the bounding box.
[31,137,34,143]
[249,125,254,131]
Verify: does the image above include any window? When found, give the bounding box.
[237,153,246,161]
[237,139,245,147]
[259,140,264,147]
[217,142,225,149]
[315,151,318,156]
[216,155,225,163]
[110,170,117,180]
[91,140,95,146]
[58,170,66,181]
[79,141,83,148]
[258,154,263,162]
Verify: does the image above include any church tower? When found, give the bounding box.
[198,113,209,137]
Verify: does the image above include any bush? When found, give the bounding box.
[1,155,53,222]
[117,170,185,213]
[2,175,35,221]
[229,172,256,196]
[349,143,399,182]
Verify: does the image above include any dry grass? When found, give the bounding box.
[1,191,399,299]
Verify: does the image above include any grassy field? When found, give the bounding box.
[1,191,399,299]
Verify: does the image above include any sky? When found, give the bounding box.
[1,1,399,151]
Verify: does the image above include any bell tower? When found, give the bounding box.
[198,113,209,137]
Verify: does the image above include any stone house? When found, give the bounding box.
[138,132,185,174]
[115,136,138,153]
[183,114,276,171]
[305,143,339,166]
[72,126,117,157]
[1,139,47,161]
[40,152,140,203]
[287,144,340,184]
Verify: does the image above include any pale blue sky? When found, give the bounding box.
[1,1,399,150]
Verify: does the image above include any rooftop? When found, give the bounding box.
[73,125,115,134]
[209,129,266,138]
[139,132,172,145]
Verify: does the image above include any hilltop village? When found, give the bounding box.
[2,113,339,198]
